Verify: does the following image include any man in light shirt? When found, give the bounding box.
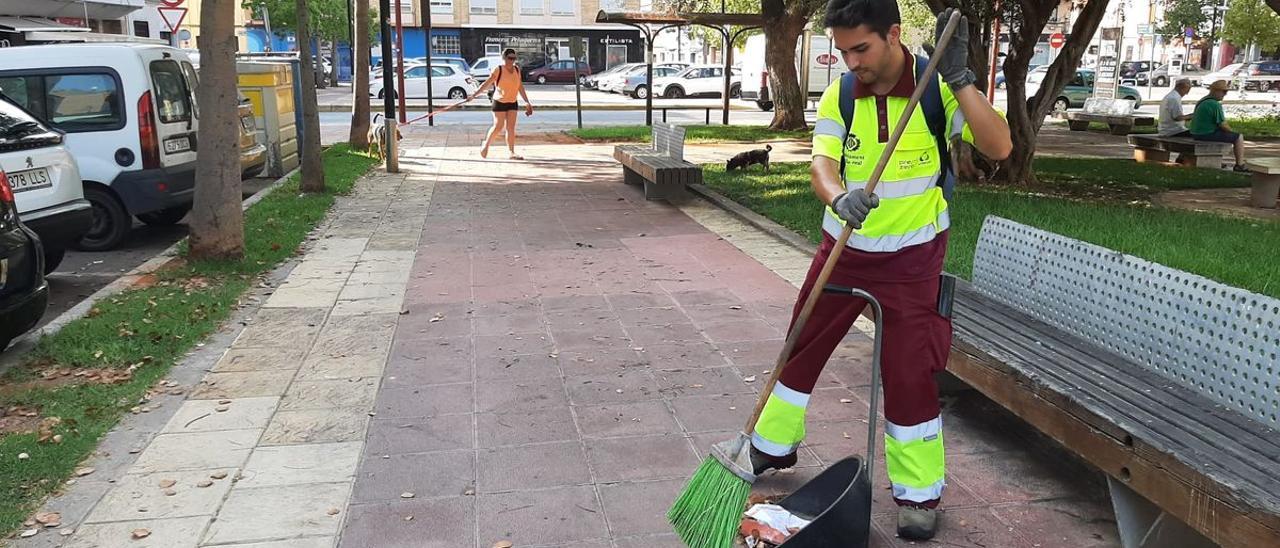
[1159,78,1194,137]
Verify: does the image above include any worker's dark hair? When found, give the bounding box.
[503,48,517,57]
[823,0,901,38]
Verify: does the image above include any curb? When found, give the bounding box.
[686,183,818,255]
[0,166,302,370]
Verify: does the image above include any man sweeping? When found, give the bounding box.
[748,0,1011,540]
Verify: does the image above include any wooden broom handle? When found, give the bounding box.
[745,10,963,434]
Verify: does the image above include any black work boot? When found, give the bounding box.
[897,505,939,540]
[748,445,797,475]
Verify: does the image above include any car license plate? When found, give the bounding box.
[7,168,52,193]
[164,136,191,154]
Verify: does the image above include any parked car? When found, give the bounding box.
[370,63,478,100]
[0,96,91,274]
[0,44,200,251]
[1144,63,1210,86]
[526,60,592,84]
[995,64,1038,89]
[1026,68,1142,113]
[653,65,742,99]
[585,62,641,89]
[1203,63,1247,89]
[408,56,470,76]
[741,34,841,111]
[1242,59,1280,91]
[621,65,685,99]
[0,170,49,350]
[237,94,266,179]
[601,63,689,95]
[469,56,506,80]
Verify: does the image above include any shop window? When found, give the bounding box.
[470,0,497,14]
[433,35,461,55]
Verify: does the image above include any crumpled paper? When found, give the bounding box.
[745,504,812,533]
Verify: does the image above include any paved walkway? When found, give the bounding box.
[16,127,1121,548]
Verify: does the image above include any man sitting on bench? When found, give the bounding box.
[1158,78,1193,138]
[1191,80,1249,172]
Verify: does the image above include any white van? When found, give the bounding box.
[0,44,200,251]
[741,34,844,111]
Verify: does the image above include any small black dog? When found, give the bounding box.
[726,144,772,172]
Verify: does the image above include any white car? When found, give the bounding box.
[652,65,742,99]
[1203,63,1247,89]
[370,63,478,100]
[0,97,90,273]
[586,62,641,89]
[0,44,201,251]
[621,65,687,98]
[469,56,507,80]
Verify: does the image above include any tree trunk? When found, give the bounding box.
[349,0,371,149]
[1001,0,1109,185]
[329,41,339,87]
[762,0,810,130]
[189,0,244,260]
[296,0,325,193]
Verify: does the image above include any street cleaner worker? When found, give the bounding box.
[748,0,1011,541]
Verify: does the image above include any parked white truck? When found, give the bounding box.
[740,32,843,111]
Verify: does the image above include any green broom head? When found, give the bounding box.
[668,433,756,548]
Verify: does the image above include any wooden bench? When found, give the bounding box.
[947,216,1280,547]
[613,123,701,202]
[1244,158,1280,209]
[1127,134,1232,169]
[1066,111,1156,135]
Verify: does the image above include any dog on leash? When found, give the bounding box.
[726,144,772,172]
[368,114,402,161]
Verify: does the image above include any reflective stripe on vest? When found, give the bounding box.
[823,77,950,253]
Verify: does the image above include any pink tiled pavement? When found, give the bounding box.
[339,141,1122,548]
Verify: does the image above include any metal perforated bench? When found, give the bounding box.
[613,123,701,201]
[947,216,1280,548]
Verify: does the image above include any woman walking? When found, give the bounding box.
[469,48,534,159]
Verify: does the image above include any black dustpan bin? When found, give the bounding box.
[770,284,883,548]
[775,455,873,547]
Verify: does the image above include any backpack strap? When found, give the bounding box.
[837,55,953,199]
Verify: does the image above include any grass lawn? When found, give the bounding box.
[1032,156,1249,199]
[702,161,1279,298]
[0,145,378,537]
[569,125,809,143]
[1230,116,1280,138]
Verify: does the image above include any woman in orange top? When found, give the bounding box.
[468,48,534,159]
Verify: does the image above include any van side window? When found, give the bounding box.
[0,72,123,132]
[149,60,191,124]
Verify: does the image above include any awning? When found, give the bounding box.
[0,16,86,33]
[24,30,165,44]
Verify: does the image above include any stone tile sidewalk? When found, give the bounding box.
[15,126,1121,548]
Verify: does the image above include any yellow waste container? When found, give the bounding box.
[237,62,299,177]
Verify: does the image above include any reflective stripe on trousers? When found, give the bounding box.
[885,416,946,503]
[752,382,810,457]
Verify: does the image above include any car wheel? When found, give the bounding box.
[758,100,774,111]
[136,205,191,227]
[633,85,649,99]
[578,74,587,85]
[74,186,131,252]
[42,246,64,275]
[730,84,742,98]
[665,86,685,99]
[1053,97,1070,115]
[1155,76,1168,87]
[997,80,1006,89]
[448,87,467,99]
[537,75,548,84]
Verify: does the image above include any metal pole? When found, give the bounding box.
[262,7,273,52]
[721,28,731,125]
[575,39,583,129]
[379,0,399,172]
[645,29,653,126]
[347,0,354,75]
[394,0,407,123]
[423,0,434,126]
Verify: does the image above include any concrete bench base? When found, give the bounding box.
[1067,112,1155,136]
[1127,135,1231,170]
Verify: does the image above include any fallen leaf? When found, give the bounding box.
[429,313,445,323]
[327,508,340,516]
[60,528,74,536]
[158,479,177,488]
[615,389,624,394]
[18,452,29,460]
[52,434,63,443]
[218,400,232,405]
[729,305,742,310]
[743,375,757,382]
[20,528,38,538]
[163,489,177,497]
[37,417,63,443]
[74,467,95,477]
[493,542,514,548]
[843,432,851,439]
[401,492,415,499]
[839,398,853,404]
[215,406,230,413]
[210,472,228,480]
[197,480,213,488]
[35,512,61,527]
[405,515,415,521]
[132,528,151,539]
[93,350,103,359]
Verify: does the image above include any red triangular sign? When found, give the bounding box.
[157,7,187,33]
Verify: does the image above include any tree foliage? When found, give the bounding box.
[1223,0,1280,51]
[242,0,353,43]
[1157,0,1214,38]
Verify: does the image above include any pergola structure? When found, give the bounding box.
[595,10,763,126]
